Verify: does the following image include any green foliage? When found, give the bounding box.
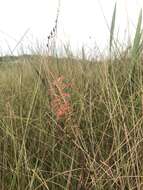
[0,54,143,189]
[1,5,143,190]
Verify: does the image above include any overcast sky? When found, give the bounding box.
[0,0,143,55]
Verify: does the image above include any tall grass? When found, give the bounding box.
[0,5,143,190]
[0,51,143,189]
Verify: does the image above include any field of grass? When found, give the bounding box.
[1,5,143,190]
[0,51,143,190]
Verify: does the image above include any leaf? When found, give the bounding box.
[130,9,143,82]
[109,3,117,54]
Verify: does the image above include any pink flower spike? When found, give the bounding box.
[63,93,70,97]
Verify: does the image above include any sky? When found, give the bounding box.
[0,0,143,55]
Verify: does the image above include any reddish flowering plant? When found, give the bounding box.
[50,76,72,121]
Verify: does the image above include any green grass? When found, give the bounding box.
[1,5,143,189]
[0,52,143,190]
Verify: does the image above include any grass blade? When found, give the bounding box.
[109,3,117,54]
[130,9,143,83]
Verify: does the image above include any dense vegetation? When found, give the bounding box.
[1,4,143,190]
[0,52,142,189]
